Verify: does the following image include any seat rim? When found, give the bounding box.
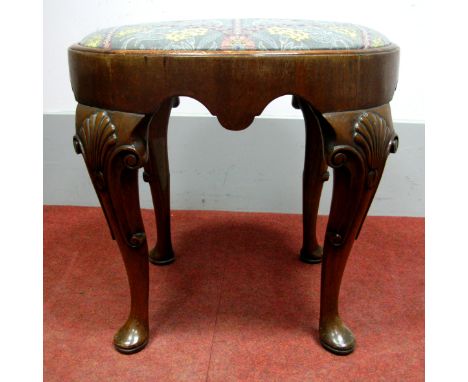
[70,43,399,57]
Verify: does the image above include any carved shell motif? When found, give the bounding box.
[73,111,117,190]
[353,112,397,188]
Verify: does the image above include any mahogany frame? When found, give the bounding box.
[69,43,399,355]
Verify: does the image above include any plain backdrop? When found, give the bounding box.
[6,1,468,381]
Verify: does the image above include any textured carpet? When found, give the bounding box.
[44,206,424,381]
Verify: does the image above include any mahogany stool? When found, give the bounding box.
[68,19,399,355]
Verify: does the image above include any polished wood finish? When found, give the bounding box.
[320,103,397,354]
[143,97,178,265]
[294,96,329,263]
[73,105,150,353]
[69,45,399,130]
[69,42,399,356]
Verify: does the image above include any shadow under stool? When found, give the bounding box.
[68,18,399,356]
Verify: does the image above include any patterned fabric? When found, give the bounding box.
[79,19,390,51]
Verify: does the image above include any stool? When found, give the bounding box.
[68,18,399,356]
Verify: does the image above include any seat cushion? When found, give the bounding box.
[80,18,390,51]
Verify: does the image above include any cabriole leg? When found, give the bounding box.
[311,103,398,355]
[143,97,179,265]
[73,105,150,354]
[295,96,329,263]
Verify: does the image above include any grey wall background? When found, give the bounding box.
[44,114,424,216]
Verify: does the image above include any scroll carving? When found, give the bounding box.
[328,111,398,187]
[325,109,398,247]
[111,143,147,170]
[129,232,147,248]
[73,109,148,249]
[74,111,147,184]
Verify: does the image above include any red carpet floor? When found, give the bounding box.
[44,206,424,381]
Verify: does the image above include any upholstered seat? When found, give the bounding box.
[80,18,390,51]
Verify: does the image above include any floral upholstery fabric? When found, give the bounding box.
[80,19,390,51]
